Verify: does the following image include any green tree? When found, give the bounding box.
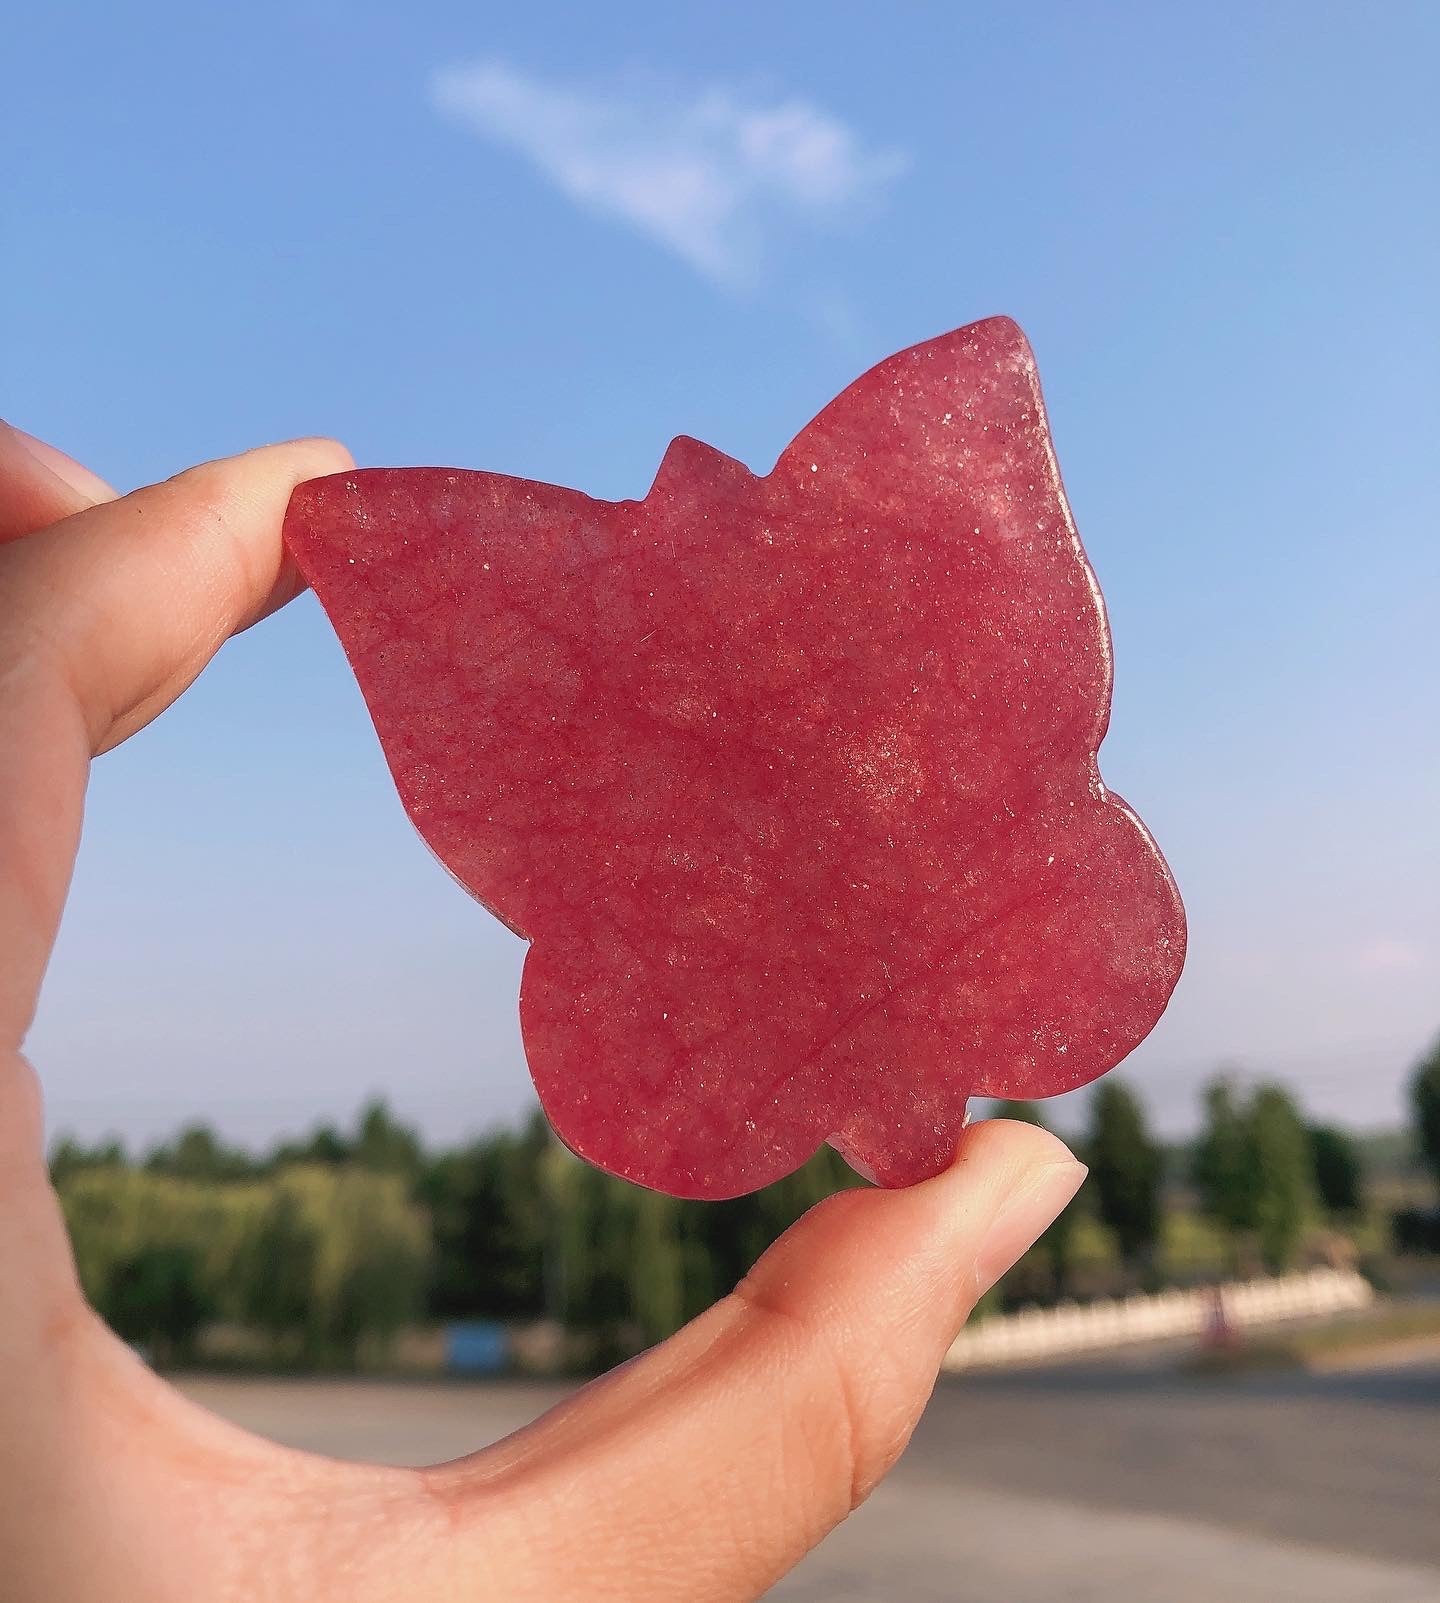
[541,1153,633,1340]
[1246,1084,1316,1272]
[267,1124,351,1170]
[145,1123,255,1182]
[331,1171,432,1357]
[532,1135,859,1351]
[57,1166,261,1319]
[238,1167,431,1365]
[351,1098,425,1179]
[1411,1036,1440,1196]
[1087,1080,1162,1271]
[49,1135,127,1186]
[104,1243,214,1364]
[1307,1123,1364,1217]
[990,1100,1080,1300]
[240,1185,321,1359]
[624,1189,690,1343]
[1192,1075,1255,1233]
[420,1115,548,1321]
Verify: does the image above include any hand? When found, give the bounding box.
[0,425,1085,1603]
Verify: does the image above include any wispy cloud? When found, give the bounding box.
[429,60,907,289]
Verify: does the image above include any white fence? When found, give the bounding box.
[941,1268,1374,1372]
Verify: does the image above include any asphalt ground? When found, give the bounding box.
[182,1350,1440,1601]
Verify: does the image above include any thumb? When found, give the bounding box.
[427,1118,1084,1603]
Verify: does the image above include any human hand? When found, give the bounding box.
[0,425,1085,1602]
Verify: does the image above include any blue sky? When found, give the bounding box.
[6,1,1438,1148]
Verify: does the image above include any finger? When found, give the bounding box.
[0,440,398,1603]
[428,1118,1084,1603]
[0,438,351,1048]
[0,420,115,542]
[0,436,351,753]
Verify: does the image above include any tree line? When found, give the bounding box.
[50,1036,1440,1369]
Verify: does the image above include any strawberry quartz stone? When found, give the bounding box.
[284,317,1185,1199]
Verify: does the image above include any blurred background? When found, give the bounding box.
[6,2,1439,1598]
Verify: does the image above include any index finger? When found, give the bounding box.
[0,421,115,542]
[0,438,350,1048]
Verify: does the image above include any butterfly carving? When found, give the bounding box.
[284,316,1185,1199]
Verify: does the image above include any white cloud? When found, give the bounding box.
[429,60,907,288]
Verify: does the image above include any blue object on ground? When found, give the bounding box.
[445,1321,509,1374]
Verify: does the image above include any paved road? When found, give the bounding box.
[919,1356,1440,1568]
[182,1352,1440,1601]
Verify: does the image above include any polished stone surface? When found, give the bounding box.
[285,317,1184,1198]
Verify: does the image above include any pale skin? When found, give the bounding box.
[0,425,1085,1603]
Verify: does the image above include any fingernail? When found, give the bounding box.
[0,419,113,505]
[973,1161,1086,1293]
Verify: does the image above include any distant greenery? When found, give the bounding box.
[58,1153,429,1367]
[105,1243,213,1364]
[1190,1077,1336,1272]
[49,1040,1440,1370]
[1087,1081,1163,1271]
[1247,1086,1317,1272]
[993,1100,1081,1299]
[1412,1036,1440,1194]
[54,1098,862,1365]
[1308,1124,1364,1217]
[1193,1078,1255,1238]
